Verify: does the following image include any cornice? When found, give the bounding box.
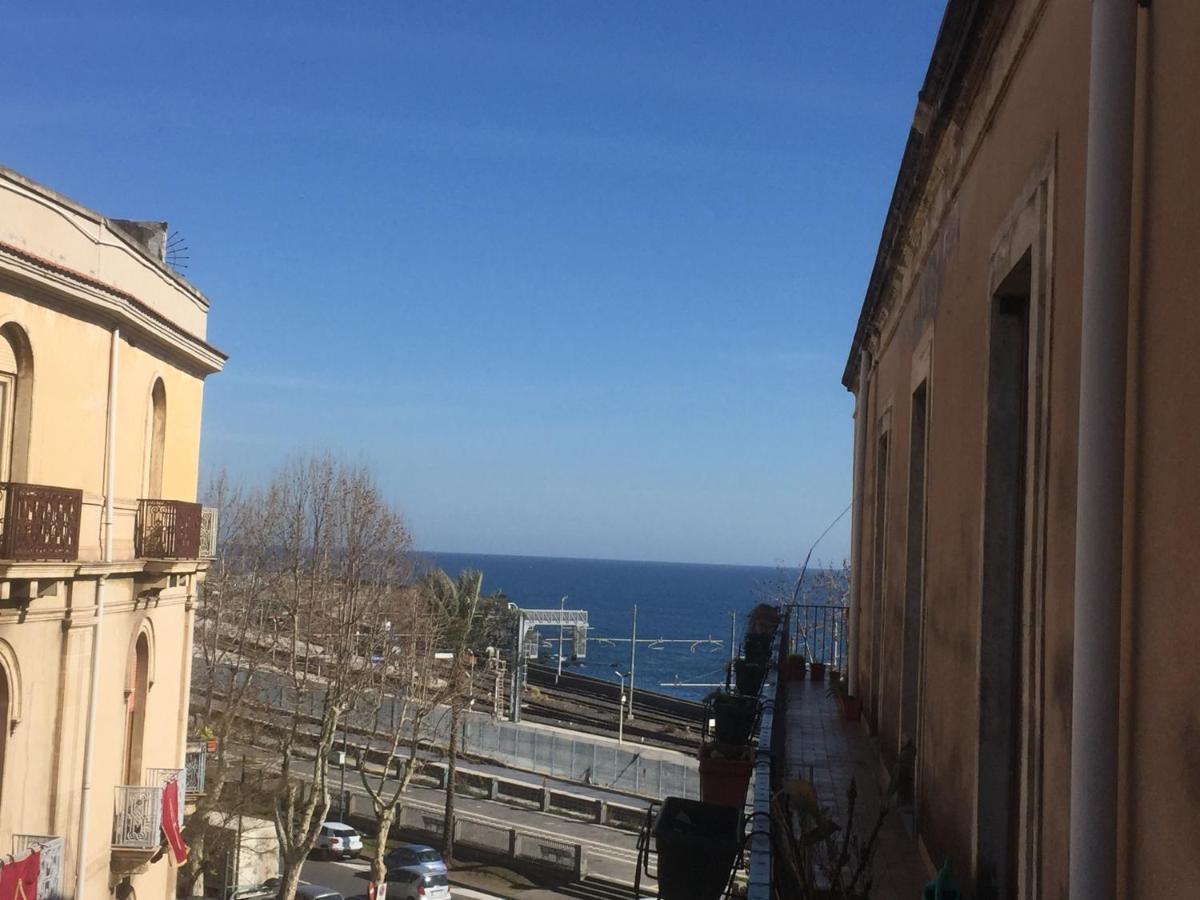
[842,0,1016,389]
[0,240,226,376]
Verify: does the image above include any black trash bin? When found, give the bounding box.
[653,797,742,900]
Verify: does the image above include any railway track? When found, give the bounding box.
[522,664,704,751]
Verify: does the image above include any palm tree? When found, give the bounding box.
[422,568,483,864]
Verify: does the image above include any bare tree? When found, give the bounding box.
[181,471,289,897]
[263,456,413,900]
[354,585,452,884]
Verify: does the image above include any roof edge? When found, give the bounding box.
[841,0,1000,390]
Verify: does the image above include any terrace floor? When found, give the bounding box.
[781,678,931,900]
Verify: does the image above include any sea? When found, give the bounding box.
[415,551,815,702]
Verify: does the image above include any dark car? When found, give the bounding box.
[295,885,343,900]
[382,843,447,876]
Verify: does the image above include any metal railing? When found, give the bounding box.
[185,742,208,795]
[12,835,64,900]
[791,603,848,668]
[136,499,203,559]
[113,785,163,849]
[746,610,789,900]
[145,768,186,826]
[199,506,219,558]
[0,482,82,561]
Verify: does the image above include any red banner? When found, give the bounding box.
[0,849,40,900]
[161,778,189,865]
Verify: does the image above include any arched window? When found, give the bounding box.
[0,324,33,483]
[123,634,150,785]
[147,379,166,499]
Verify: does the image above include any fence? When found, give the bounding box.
[12,835,63,900]
[790,603,848,668]
[462,715,699,800]
[198,665,698,799]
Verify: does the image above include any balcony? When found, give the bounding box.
[136,499,202,559]
[111,784,163,874]
[12,835,64,900]
[0,482,82,562]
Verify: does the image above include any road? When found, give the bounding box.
[301,857,504,900]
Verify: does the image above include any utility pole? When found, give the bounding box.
[628,604,638,721]
[556,595,568,684]
[612,667,627,745]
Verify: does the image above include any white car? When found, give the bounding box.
[385,869,451,900]
[314,822,362,860]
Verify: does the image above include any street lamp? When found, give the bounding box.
[612,665,627,745]
[556,595,568,684]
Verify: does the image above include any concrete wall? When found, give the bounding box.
[846,0,1200,896]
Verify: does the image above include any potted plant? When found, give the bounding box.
[783,654,807,681]
[746,602,782,636]
[743,632,772,664]
[733,657,766,696]
[827,672,862,721]
[809,659,827,682]
[653,796,742,900]
[195,723,218,753]
[706,691,758,746]
[698,741,753,808]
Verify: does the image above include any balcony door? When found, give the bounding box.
[0,333,17,483]
[146,379,166,500]
[123,634,150,785]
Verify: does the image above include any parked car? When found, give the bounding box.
[382,843,447,876]
[313,822,362,860]
[258,881,342,900]
[295,884,344,900]
[384,869,451,900]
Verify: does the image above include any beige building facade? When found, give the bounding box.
[843,2,1200,898]
[0,167,224,900]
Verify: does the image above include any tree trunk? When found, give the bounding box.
[442,700,460,863]
[276,852,307,900]
[369,806,396,884]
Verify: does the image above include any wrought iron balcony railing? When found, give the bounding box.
[136,499,202,559]
[0,483,82,562]
[145,768,186,826]
[12,835,64,900]
[185,742,208,795]
[199,506,218,558]
[112,785,163,850]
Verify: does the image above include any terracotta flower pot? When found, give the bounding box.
[841,696,862,721]
[698,742,753,808]
[206,738,218,752]
[809,661,826,682]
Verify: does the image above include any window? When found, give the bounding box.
[0,325,32,483]
[123,634,150,784]
[147,379,166,499]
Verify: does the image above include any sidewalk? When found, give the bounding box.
[782,679,930,900]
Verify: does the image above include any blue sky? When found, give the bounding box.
[6,2,945,566]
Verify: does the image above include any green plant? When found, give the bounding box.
[775,777,888,899]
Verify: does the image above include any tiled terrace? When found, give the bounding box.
[782,679,930,900]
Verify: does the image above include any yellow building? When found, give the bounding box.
[0,167,225,900]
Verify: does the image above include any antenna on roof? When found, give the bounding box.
[166,231,190,272]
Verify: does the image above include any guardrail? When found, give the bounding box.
[791,603,847,668]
